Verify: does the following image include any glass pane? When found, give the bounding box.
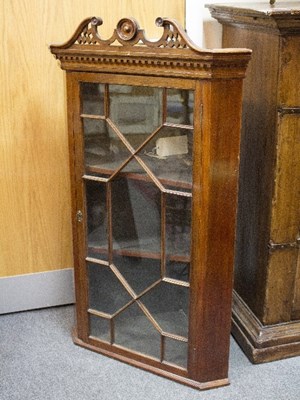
[166,193,191,268]
[114,302,160,359]
[109,85,163,149]
[82,83,193,366]
[111,176,161,258]
[88,262,132,315]
[138,126,193,192]
[113,256,161,296]
[85,180,108,261]
[89,315,110,342]
[164,337,188,369]
[118,157,147,181]
[166,88,194,125]
[83,118,132,177]
[141,282,189,338]
[165,262,189,283]
[81,83,104,115]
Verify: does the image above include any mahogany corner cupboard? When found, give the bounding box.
[50,17,250,390]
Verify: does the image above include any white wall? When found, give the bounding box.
[185,0,284,48]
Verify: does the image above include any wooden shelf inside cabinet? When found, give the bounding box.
[50,16,250,390]
[87,227,191,262]
[85,154,193,191]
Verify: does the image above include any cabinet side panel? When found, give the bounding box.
[66,74,89,340]
[188,79,243,382]
[270,114,300,243]
[279,36,300,106]
[262,114,300,324]
[222,26,280,320]
[292,251,300,320]
[264,249,299,324]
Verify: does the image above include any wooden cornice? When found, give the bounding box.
[207,3,300,35]
[49,17,251,79]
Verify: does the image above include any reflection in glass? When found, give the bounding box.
[88,263,132,314]
[81,83,104,115]
[141,282,189,338]
[164,337,188,369]
[85,180,108,260]
[109,85,163,149]
[83,119,131,177]
[166,193,191,262]
[113,256,161,296]
[138,126,193,192]
[166,88,194,125]
[114,302,161,359]
[118,158,147,180]
[165,262,189,283]
[111,176,161,257]
[89,315,110,342]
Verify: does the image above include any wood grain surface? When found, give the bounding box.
[293,252,300,319]
[208,3,300,362]
[0,0,185,277]
[270,114,300,244]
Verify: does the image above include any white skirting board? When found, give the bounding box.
[0,268,75,314]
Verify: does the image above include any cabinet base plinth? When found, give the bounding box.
[232,291,300,364]
[72,329,229,391]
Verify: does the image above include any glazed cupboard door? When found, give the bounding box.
[69,73,196,372]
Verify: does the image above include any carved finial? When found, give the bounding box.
[116,18,139,41]
[270,0,276,5]
[155,17,164,27]
[91,17,103,26]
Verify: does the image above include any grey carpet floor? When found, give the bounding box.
[0,305,299,400]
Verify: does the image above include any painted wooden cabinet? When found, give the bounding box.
[208,2,300,363]
[50,17,250,389]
